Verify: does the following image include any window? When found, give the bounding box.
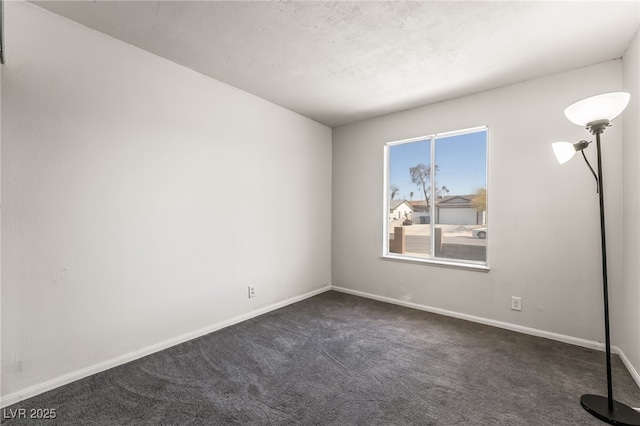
[384,127,488,268]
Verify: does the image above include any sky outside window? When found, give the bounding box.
[389,130,486,200]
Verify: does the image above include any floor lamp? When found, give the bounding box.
[552,92,640,426]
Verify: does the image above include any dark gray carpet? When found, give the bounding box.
[2,290,639,425]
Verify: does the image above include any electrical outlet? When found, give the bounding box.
[511,296,522,311]
[248,285,255,298]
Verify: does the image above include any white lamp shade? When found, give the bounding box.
[564,92,630,126]
[552,141,577,164]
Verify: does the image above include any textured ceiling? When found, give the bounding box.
[32,1,640,127]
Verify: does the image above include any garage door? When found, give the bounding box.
[438,208,477,225]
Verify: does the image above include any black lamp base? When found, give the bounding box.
[581,394,640,425]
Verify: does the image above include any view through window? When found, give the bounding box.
[385,127,488,266]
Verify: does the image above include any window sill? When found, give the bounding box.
[381,253,490,272]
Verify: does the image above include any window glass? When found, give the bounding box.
[385,128,487,266]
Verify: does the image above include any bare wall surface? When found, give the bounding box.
[1,1,331,398]
[332,60,624,346]
[622,29,640,377]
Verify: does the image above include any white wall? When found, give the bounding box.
[333,60,624,344]
[621,29,640,379]
[1,2,331,400]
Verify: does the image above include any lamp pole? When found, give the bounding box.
[594,129,613,410]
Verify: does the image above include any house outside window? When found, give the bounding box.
[390,200,413,221]
[383,127,488,269]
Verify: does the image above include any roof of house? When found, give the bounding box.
[389,200,413,211]
[435,195,474,207]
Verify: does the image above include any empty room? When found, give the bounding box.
[1,0,640,424]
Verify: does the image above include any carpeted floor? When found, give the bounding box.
[2,290,639,425]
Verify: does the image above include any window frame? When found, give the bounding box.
[382,126,490,272]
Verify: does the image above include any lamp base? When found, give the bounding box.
[581,394,640,425]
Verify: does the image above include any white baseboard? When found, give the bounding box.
[331,285,607,351]
[331,286,640,389]
[616,346,640,389]
[0,285,331,408]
